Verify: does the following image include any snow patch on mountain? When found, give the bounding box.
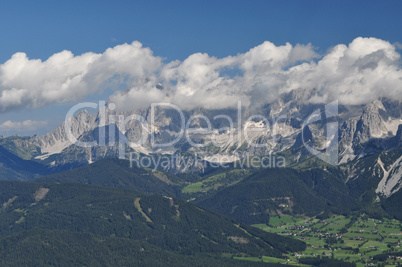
[376,155,402,197]
[35,139,71,160]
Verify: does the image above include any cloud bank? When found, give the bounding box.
[0,37,401,112]
[0,120,48,132]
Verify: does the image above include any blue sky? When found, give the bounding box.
[0,0,402,136]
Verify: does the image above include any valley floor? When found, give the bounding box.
[243,215,402,266]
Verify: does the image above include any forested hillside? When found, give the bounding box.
[0,181,305,265]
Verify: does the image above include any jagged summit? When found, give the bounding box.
[3,90,401,191]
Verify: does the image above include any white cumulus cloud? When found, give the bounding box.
[0,41,161,112]
[0,37,401,113]
[0,120,48,132]
[111,37,402,110]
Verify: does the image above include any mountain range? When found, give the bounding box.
[0,89,400,202]
[0,88,401,265]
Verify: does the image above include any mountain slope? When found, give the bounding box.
[197,167,360,224]
[0,181,305,264]
[2,94,400,174]
[0,229,277,267]
[0,145,50,180]
[344,147,402,219]
[35,158,179,196]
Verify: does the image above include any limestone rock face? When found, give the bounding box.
[7,90,401,176]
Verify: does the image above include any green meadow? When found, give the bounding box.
[250,215,402,266]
